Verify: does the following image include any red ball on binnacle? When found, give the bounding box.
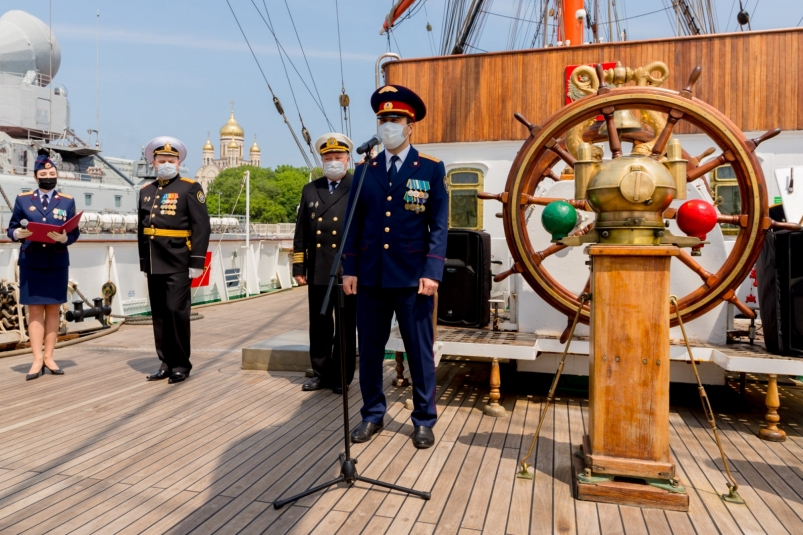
[676,199,718,240]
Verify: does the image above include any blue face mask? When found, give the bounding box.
[156,163,177,179]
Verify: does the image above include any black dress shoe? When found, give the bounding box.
[302,377,323,391]
[332,384,349,395]
[412,426,435,449]
[168,371,189,384]
[146,369,170,381]
[26,366,44,381]
[350,421,383,443]
[44,364,64,375]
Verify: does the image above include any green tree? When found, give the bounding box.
[206,164,311,223]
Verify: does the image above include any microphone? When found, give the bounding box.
[20,219,28,229]
[356,135,381,155]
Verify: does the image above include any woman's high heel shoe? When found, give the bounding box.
[26,366,44,381]
[43,364,64,375]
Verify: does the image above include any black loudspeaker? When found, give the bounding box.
[757,229,803,356]
[438,230,491,327]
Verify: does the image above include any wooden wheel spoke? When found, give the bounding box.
[676,249,719,288]
[679,66,702,99]
[745,128,781,152]
[522,196,588,210]
[717,214,747,228]
[766,218,803,231]
[600,105,623,159]
[721,289,757,319]
[494,262,523,283]
[545,138,577,168]
[687,151,735,181]
[514,112,541,137]
[531,243,567,266]
[477,192,509,203]
[689,147,715,168]
[651,108,684,158]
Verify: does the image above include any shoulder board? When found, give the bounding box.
[418,153,440,163]
[18,191,33,196]
[141,181,156,190]
[180,177,196,184]
[58,193,73,199]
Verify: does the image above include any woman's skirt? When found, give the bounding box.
[19,266,69,305]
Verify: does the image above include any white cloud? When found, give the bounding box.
[52,23,376,62]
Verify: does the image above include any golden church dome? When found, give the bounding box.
[227,140,239,149]
[203,137,214,151]
[250,138,261,153]
[220,110,244,137]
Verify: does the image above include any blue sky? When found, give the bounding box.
[5,0,792,174]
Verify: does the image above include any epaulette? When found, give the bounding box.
[180,177,196,184]
[58,193,73,199]
[18,191,33,196]
[419,153,440,163]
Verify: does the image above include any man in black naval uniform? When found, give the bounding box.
[293,133,357,395]
[139,136,211,384]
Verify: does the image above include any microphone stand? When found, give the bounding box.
[273,152,431,509]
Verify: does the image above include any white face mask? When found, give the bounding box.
[378,121,408,150]
[323,161,346,180]
[156,163,178,179]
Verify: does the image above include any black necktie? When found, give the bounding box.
[388,155,400,186]
[329,181,337,194]
[41,194,48,210]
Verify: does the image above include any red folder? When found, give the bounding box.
[25,211,83,244]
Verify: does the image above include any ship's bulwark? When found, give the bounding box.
[0,288,798,533]
[385,27,803,144]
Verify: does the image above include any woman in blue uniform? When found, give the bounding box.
[7,154,80,380]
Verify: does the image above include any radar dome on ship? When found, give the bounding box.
[0,10,61,83]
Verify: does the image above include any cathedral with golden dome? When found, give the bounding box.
[194,101,261,192]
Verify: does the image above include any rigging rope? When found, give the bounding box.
[282,0,334,132]
[225,0,314,170]
[255,0,321,169]
[334,0,352,142]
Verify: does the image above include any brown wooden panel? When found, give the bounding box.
[385,28,803,144]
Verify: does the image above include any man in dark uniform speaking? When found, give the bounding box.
[343,85,448,449]
[139,136,211,384]
[293,133,357,395]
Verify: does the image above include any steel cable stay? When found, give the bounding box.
[225,0,315,171]
[282,0,334,132]
[253,0,322,169]
[334,0,352,143]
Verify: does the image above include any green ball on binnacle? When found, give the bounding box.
[541,201,577,242]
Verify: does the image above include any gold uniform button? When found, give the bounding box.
[384,244,389,250]
[332,230,337,235]
[386,211,391,217]
[384,227,390,233]
[150,236,154,240]
[42,244,46,248]
[331,244,336,248]
[387,196,392,201]
[316,243,321,248]
[316,230,321,235]
[158,187,163,190]
[42,218,47,221]
[318,217,322,222]
[333,217,338,222]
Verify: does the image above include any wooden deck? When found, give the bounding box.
[2,288,803,534]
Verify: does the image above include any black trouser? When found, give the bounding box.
[307,284,357,387]
[147,271,192,374]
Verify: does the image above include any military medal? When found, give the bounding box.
[403,179,430,213]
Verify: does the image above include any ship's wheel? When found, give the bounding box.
[481,65,796,327]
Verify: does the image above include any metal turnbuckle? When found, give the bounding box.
[670,295,745,505]
[518,293,590,479]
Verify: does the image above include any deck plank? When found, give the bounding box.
[0,289,803,533]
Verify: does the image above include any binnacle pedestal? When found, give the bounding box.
[573,245,689,511]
